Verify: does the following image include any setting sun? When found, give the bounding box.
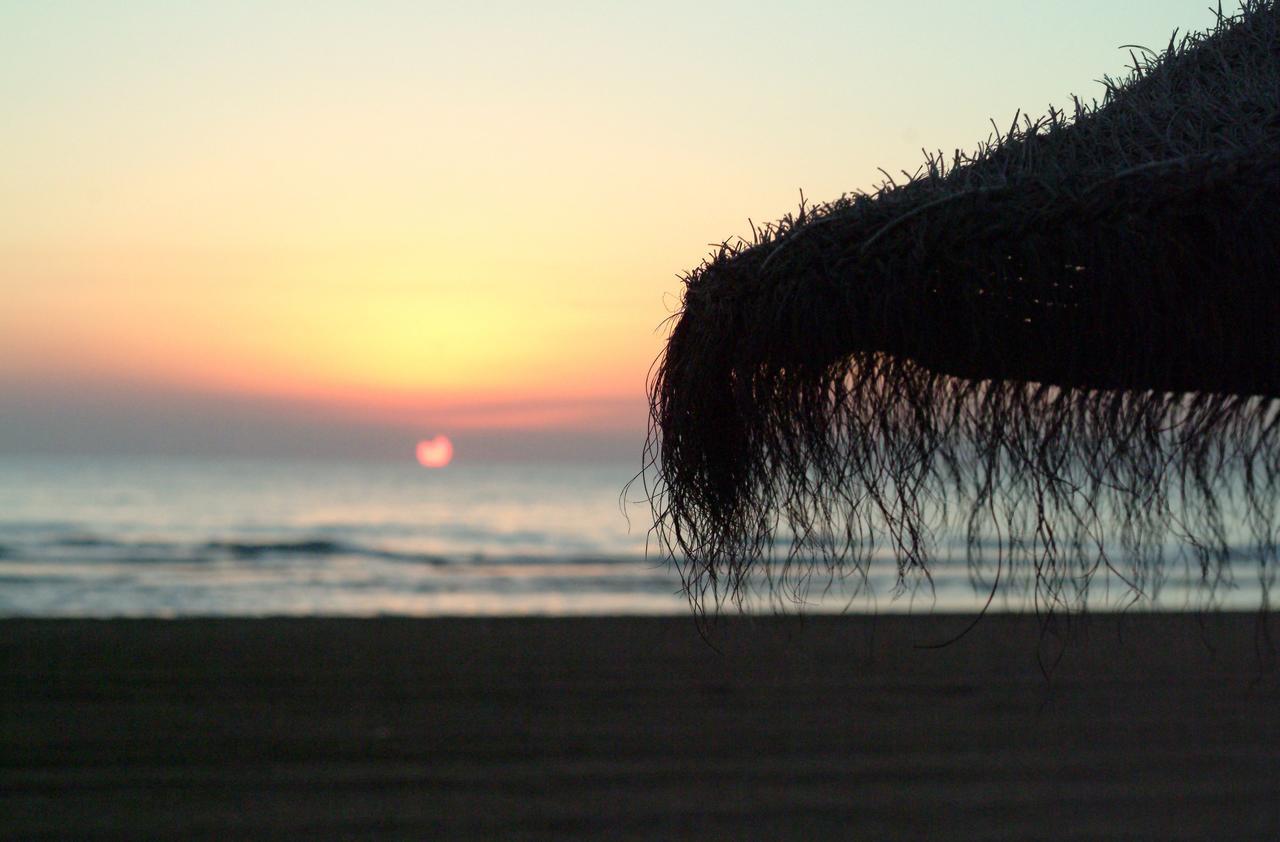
[415,435,454,468]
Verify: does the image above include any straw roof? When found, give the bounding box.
[646,1,1280,613]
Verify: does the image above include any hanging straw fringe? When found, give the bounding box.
[642,1,1280,616]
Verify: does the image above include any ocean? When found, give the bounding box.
[0,455,1270,617]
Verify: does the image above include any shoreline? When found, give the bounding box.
[4,613,1278,839]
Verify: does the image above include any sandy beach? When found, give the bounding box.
[2,614,1278,840]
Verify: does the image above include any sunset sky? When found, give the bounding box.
[2,1,1217,461]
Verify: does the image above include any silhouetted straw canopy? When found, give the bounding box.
[647,1,1280,612]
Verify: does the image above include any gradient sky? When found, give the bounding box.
[2,0,1219,461]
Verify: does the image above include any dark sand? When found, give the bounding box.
[3,614,1279,840]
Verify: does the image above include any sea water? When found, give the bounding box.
[0,455,1270,617]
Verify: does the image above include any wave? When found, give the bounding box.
[0,529,658,569]
[51,535,376,559]
[4,525,1276,573]
[52,535,118,548]
[203,539,349,557]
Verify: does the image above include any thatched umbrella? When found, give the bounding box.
[646,1,1280,613]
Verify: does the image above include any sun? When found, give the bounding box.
[415,435,454,468]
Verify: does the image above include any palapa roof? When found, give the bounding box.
[646,1,1280,613]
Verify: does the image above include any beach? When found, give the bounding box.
[3,614,1278,840]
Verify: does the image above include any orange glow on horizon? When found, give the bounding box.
[415,435,454,468]
[0,243,665,417]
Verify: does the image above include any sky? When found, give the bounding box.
[1,0,1221,462]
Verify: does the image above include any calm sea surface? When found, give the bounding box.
[0,456,1269,616]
